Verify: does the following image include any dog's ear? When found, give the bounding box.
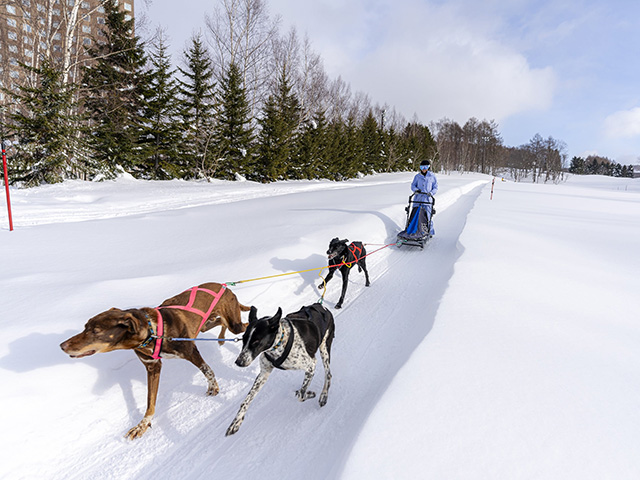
[268,308,282,328]
[341,238,349,244]
[249,306,259,324]
[121,313,139,334]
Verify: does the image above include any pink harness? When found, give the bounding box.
[151,284,227,359]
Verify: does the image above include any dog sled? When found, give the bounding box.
[396,192,435,249]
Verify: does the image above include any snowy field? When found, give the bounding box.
[1,171,639,479]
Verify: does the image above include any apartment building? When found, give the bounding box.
[0,0,134,110]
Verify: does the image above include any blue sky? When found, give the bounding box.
[143,0,640,164]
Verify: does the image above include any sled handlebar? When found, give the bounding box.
[409,192,435,206]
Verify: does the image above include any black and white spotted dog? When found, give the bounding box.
[225,304,335,436]
[318,238,371,308]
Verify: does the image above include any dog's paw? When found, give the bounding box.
[317,283,324,289]
[296,389,316,401]
[125,419,151,440]
[319,393,328,407]
[206,380,220,396]
[335,303,342,309]
[226,420,242,436]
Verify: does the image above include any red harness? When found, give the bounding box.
[343,243,362,268]
[151,284,227,359]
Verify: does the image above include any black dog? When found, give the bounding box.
[318,238,371,308]
[226,304,335,436]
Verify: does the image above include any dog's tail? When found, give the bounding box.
[239,303,252,312]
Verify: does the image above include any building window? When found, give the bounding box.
[7,18,17,28]
[24,37,34,44]
[97,17,105,24]
[125,14,131,21]
[6,5,17,14]
[83,37,91,46]
[9,45,18,53]
[53,21,60,28]
[53,8,60,15]
[37,3,45,12]
[68,0,75,5]
[82,1,90,8]
[53,33,61,40]
[22,0,31,6]
[82,25,91,33]
[53,44,61,52]
[25,49,33,58]
[8,31,18,41]
[10,71,20,79]
[24,24,33,33]
[97,6,104,13]
[124,2,132,11]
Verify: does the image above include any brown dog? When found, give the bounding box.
[60,282,250,440]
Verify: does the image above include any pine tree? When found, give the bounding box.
[4,61,81,186]
[212,62,254,179]
[360,110,382,173]
[255,66,301,181]
[139,34,183,179]
[81,0,147,177]
[292,109,327,180]
[177,34,217,178]
[569,156,585,174]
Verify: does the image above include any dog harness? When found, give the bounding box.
[265,304,330,370]
[139,285,227,360]
[342,243,362,268]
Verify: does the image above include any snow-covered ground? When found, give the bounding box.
[1,171,639,479]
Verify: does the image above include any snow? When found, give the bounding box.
[1,172,639,480]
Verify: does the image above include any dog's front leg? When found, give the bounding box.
[336,268,350,308]
[296,361,317,401]
[126,357,162,440]
[226,365,273,436]
[318,266,337,289]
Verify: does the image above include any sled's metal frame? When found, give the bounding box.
[396,192,435,250]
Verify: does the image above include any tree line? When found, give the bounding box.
[1,0,598,188]
[568,155,634,178]
[1,0,437,186]
[431,118,569,183]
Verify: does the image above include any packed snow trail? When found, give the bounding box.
[0,173,487,480]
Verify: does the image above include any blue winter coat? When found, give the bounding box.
[411,171,438,203]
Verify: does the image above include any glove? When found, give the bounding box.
[416,190,425,194]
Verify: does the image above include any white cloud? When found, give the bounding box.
[274,0,557,125]
[603,107,640,139]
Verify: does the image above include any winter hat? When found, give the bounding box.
[420,159,431,167]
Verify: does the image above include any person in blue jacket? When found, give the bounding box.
[409,159,438,236]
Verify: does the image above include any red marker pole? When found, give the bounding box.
[2,139,13,231]
[490,176,495,200]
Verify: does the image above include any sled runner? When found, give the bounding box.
[396,192,435,249]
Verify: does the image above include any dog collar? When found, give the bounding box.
[137,316,155,349]
[270,323,287,351]
[267,320,295,370]
[137,311,164,359]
